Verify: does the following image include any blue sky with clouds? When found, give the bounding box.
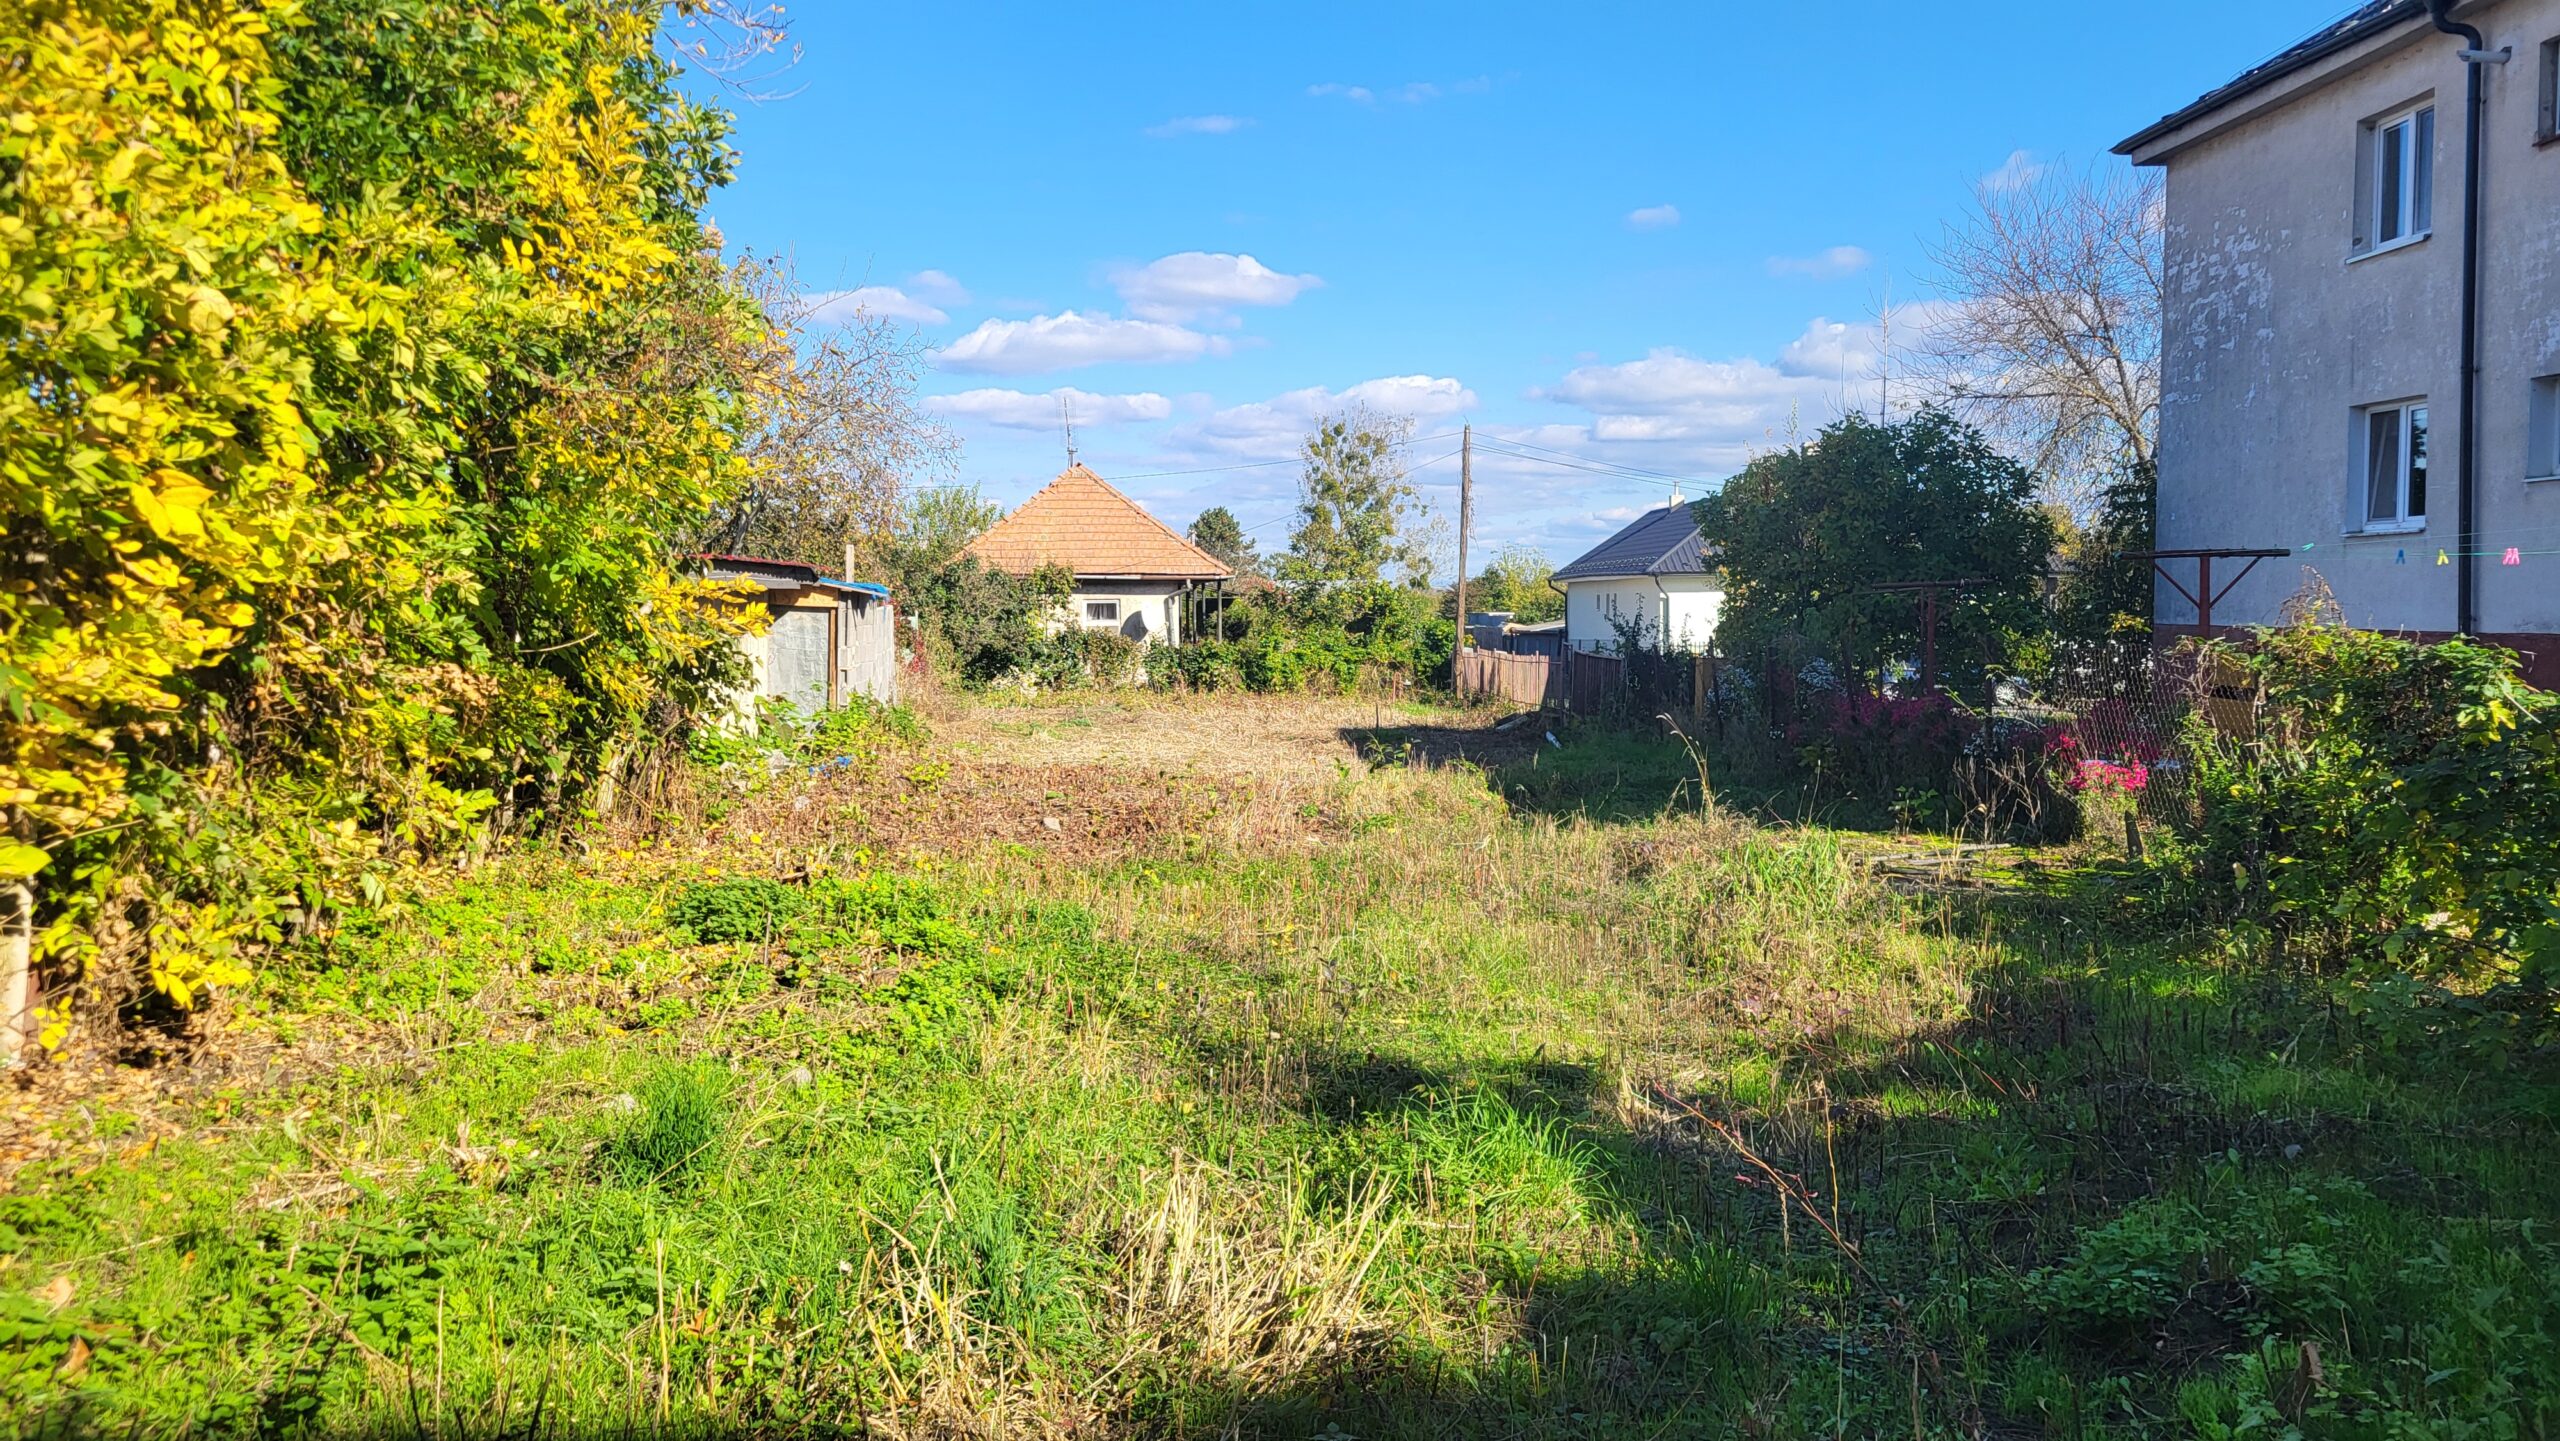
[693,1,2356,565]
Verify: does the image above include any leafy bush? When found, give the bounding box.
[668,878,805,945]
[4,0,778,1028]
[1696,409,2057,703]
[2181,627,2560,1013]
[1207,582,1454,695]
[1795,691,1974,800]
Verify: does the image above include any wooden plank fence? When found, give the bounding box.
[1455,648,1633,712]
[1456,648,1561,707]
[1458,647,1725,719]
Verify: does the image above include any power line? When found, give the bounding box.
[1472,433,1707,487]
[1103,429,1467,482]
[1469,437,1718,490]
[1230,447,1467,535]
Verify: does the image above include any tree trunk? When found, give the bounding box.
[1,879,32,1065]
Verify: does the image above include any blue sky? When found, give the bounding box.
[693,1,2355,566]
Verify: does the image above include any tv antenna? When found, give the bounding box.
[1060,396,1079,466]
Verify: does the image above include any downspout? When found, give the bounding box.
[2424,0,2504,637]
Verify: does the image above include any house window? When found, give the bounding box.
[2356,401,2428,529]
[1085,601,1119,623]
[2531,375,2560,480]
[2355,104,2433,253]
[2540,38,2559,142]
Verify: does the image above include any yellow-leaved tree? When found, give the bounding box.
[0,0,789,1049]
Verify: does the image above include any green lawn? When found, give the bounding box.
[3,701,2553,1438]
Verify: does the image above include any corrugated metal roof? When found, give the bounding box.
[1551,504,1715,584]
[2116,0,2423,156]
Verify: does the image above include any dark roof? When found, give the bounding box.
[695,555,893,598]
[1551,504,1715,584]
[2116,1,2422,156]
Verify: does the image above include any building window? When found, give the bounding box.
[2357,401,2428,529]
[2540,38,2559,142]
[1085,601,1119,623]
[2355,104,2433,253]
[2531,376,2560,480]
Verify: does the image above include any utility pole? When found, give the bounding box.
[1454,424,1473,651]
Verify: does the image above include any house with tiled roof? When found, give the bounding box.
[963,463,1232,647]
[1550,502,1722,655]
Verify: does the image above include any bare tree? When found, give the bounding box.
[1908,162,2163,517]
[662,2,803,95]
[707,255,957,572]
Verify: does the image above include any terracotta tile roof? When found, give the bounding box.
[964,463,1233,581]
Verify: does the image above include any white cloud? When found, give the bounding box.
[1625,204,1682,231]
[1145,114,1250,138]
[1526,315,1902,459]
[906,269,969,305]
[804,286,947,326]
[1982,148,2046,193]
[1109,252,1322,324]
[929,387,1174,430]
[1310,78,1487,105]
[1766,245,1873,279]
[938,310,1228,375]
[1168,375,1477,458]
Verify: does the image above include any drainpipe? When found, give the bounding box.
[2425,0,2505,637]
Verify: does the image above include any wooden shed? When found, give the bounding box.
[697,555,899,717]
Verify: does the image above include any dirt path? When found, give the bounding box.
[928,690,1543,780]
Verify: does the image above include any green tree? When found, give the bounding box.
[1694,409,2058,694]
[1187,506,1257,573]
[1279,408,1420,589]
[1455,544,1564,624]
[872,485,1003,588]
[2,0,779,1029]
[2051,457,2158,693]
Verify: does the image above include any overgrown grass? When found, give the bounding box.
[2,704,2554,1438]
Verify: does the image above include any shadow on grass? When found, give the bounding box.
[1468,719,1901,832]
[1148,914,2560,1439]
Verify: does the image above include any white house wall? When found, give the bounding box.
[1563,575,1722,653]
[2140,0,2560,646]
[1053,581,1190,648]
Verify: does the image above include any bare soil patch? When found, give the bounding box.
[928,690,1533,780]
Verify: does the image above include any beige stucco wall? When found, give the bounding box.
[1055,580,1191,648]
[2140,0,2560,639]
[1563,574,1723,654]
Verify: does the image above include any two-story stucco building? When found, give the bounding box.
[2116,0,2560,683]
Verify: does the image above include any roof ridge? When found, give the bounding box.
[963,463,1232,580]
[1048,464,1230,574]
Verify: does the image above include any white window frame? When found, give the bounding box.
[2352,400,2429,533]
[1084,600,1119,623]
[2354,103,2434,257]
[2530,375,2560,482]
